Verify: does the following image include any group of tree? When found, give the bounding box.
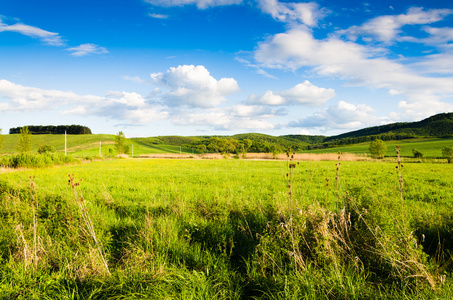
[9,125,92,135]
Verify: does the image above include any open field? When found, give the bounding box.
[305,137,453,157]
[1,157,453,298]
[2,134,453,160]
[0,134,200,157]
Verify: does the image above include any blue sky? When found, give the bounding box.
[1,0,453,137]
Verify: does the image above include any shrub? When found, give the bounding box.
[412,148,423,158]
[2,153,78,168]
[38,145,56,154]
[442,146,453,163]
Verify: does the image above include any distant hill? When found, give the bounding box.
[140,113,453,152]
[3,113,452,155]
[325,113,453,142]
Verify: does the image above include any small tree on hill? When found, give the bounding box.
[442,146,453,163]
[412,149,423,159]
[369,139,387,159]
[18,126,32,152]
[115,131,127,154]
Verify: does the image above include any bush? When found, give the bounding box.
[38,145,56,154]
[412,148,423,158]
[442,146,453,163]
[1,153,78,168]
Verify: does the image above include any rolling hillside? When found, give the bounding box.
[325,112,453,142]
[1,112,452,157]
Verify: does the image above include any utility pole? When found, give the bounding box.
[65,131,67,156]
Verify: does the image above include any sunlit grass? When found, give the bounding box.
[1,158,453,298]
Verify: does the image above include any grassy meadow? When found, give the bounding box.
[305,137,453,158]
[0,134,200,157]
[1,156,453,299]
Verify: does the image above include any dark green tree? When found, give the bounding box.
[18,126,32,152]
[369,139,387,159]
[412,148,423,158]
[442,146,453,163]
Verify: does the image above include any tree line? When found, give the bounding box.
[9,125,92,135]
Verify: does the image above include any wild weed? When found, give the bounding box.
[68,174,110,275]
[255,147,438,293]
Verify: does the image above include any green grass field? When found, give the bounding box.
[1,158,453,298]
[304,137,453,157]
[0,134,200,157]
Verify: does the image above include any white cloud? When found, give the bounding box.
[254,28,453,116]
[148,13,169,19]
[229,104,284,117]
[150,65,239,108]
[422,27,453,45]
[122,75,148,84]
[0,20,64,46]
[256,0,328,27]
[235,57,278,79]
[0,79,101,111]
[173,109,275,131]
[288,100,379,131]
[66,43,109,57]
[248,91,285,105]
[144,0,242,9]
[248,81,335,106]
[105,91,147,107]
[411,52,453,75]
[0,79,168,125]
[338,7,453,43]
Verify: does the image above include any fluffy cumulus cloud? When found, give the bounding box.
[338,7,453,43]
[0,79,167,124]
[288,101,379,131]
[0,18,64,46]
[144,0,242,9]
[172,108,276,131]
[66,43,109,57]
[254,27,453,117]
[248,81,335,106]
[0,79,101,111]
[150,65,239,108]
[256,0,328,27]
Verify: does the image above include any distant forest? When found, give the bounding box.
[9,125,92,135]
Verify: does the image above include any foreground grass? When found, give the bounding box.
[1,158,453,298]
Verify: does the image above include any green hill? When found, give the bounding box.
[325,113,453,142]
[1,113,452,157]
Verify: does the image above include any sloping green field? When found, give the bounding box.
[2,134,453,158]
[0,134,199,157]
[304,137,453,157]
